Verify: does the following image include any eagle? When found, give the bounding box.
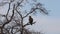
[29,16,33,25]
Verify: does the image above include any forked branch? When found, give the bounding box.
[3,4,15,27]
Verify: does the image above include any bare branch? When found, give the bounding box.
[36,3,48,15]
[3,4,15,27]
[15,0,24,9]
[15,0,24,18]
[23,8,38,18]
[6,3,11,21]
[39,8,48,15]
[23,22,36,27]
[17,0,24,5]
[23,3,48,18]
[15,9,22,18]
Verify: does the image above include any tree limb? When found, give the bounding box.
[2,4,15,27]
[15,0,24,19]
[23,22,36,27]
[6,3,11,21]
[23,8,38,18]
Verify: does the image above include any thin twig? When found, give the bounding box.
[23,8,38,18]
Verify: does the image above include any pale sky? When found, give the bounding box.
[26,0,60,34]
[0,0,60,34]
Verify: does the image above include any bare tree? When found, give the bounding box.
[0,0,48,34]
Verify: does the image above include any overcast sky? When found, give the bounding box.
[0,0,60,34]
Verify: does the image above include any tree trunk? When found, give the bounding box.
[21,26,24,34]
[21,18,23,34]
[0,27,3,34]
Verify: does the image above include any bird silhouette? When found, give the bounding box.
[29,16,33,25]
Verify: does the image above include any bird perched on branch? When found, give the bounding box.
[29,16,33,25]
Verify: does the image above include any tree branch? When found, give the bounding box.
[6,3,11,21]
[23,8,38,18]
[15,0,24,19]
[23,3,48,18]
[15,9,22,19]
[2,4,15,27]
[23,22,36,27]
[39,8,48,15]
